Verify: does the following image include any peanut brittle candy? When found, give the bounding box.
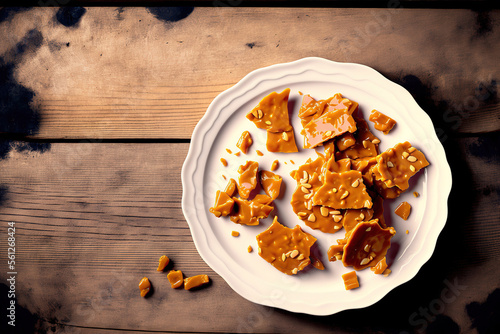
[324,156,351,174]
[252,194,273,205]
[291,173,343,233]
[289,155,325,182]
[394,201,411,220]
[246,88,292,133]
[323,139,336,159]
[313,170,373,209]
[230,197,273,226]
[373,178,403,199]
[327,93,359,115]
[350,157,378,187]
[209,190,235,217]
[236,131,253,154]
[224,178,237,197]
[372,141,429,191]
[184,275,210,290]
[342,220,396,270]
[342,271,360,290]
[266,129,298,153]
[342,208,374,234]
[237,161,259,199]
[302,109,357,149]
[336,132,356,151]
[256,217,317,275]
[369,110,396,135]
[370,257,388,275]
[298,94,333,127]
[260,170,282,200]
[336,114,380,160]
[327,244,344,262]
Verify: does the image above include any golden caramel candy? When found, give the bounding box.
[342,220,396,270]
[324,156,351,173]
[271,160,279,171]
[209,190,235,218]
[395,201,412,220]
[370,257,388,275]
[260,170,282,200]
[167,270,184,289]
[157,255,170,271]
[236,131,253,154]
[342,271,360,290]
[290,155,325,182]
[336,115,380,160]
[342,208,374,234]
[336,132,356,151]
[313,170,373,210]
[252,194,273,205]
[231,231,240,237]
[369,109,396,134]
[237,161,259,199]
[138,277,151,297]
[184,274,210,290]
[246,88,292,133]
[372,141,429,191]
[230,197,273,226]
[220,158,228,167]
[224,178,237,197]
[290,173,343,233]
[266,130,298,153]
[256,217,317,275]
[327,244,344,262]
[302,109,357,149]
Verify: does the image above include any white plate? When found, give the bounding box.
[181,57,452,315]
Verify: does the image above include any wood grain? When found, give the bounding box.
[1,7,498,139]
[0,140,498,332]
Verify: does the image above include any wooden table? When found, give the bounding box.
[1,6,499,333]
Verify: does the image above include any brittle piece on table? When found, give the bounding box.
[229,197,273,226]
[256,217,317,275]
[342,220,396,270]
[237,161,259,199]
[302,109,357,149]
[291,173,343,233]
[266,129,298,153]
[372,141,429,191]
[246,88,292,133]
[313,170,373,209]
[260,170,282,200]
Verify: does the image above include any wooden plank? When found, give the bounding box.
[1,7,498,139]
[0,139,498,332]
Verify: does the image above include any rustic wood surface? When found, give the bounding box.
[1,6,499,334]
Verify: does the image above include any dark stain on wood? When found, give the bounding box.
[146,7,194,24]
[426,315,461,334]
[0,7,33,23]
[468,132,500,163]
[1,283,39,333]
[246,42,256,49]
[466,288,500,333]
[0,185,8,206]
[115,7,125,21]
[473,10,493,37]
[55,7,87,28]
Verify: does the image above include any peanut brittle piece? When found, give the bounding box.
[290,155,325,182]
[336,115,380,160]
[302,109,357,149]
[342,208,374,234]
[246,88,292,133]
[324,156,351,173]
[342,220,396,270]
[298,94,333,127]
[224,178,237,197]
[370,257,388,275]
[266,129,298,153]
[209,190,235,217]
[256,217,317,275]
[312,170,373,209]
[342,271,360,290]
[327,244,344,262]
[236,131,253,154]
[291,173,343,233]
[237,161,259,199]
[336,132,356,151]
[369,110,396,135]
[252,194,273,205]
[260,170,282,200]
[325,93,359,115]
[350,157,378,187]
[373,141,429,191]
[373,178,403,199]
[395,201,411,220]
[230,197,273,226]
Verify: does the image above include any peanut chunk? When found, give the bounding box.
[236,131,253,154]
[167,270,184,289]
[138,277,151,297]
[157,255,170,271]
[184,274,210,290]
